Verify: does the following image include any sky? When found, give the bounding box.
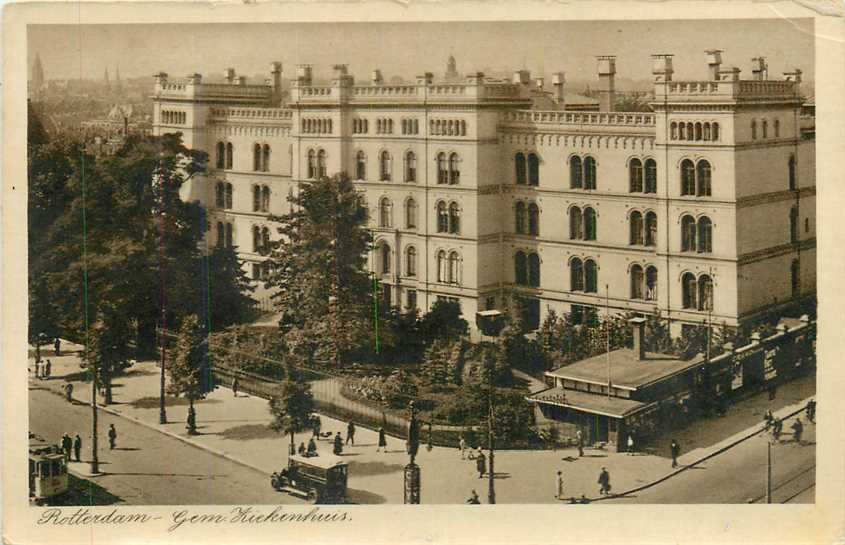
[28,19,815,84]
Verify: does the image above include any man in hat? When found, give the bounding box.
[598,467,611,495]
[73,434,82,462]
[476,450,486,478]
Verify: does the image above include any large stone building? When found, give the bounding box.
[152,51,815,336]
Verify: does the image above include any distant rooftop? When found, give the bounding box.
[527,387,647,418]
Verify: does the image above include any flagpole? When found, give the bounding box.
[606,283,611,401]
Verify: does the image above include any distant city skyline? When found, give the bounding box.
[29,19,814,85]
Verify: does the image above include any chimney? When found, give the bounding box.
[296,64,313,86]
[224,68,236,84]
[551,72,565,103]
[596,56,616,112]
[270,62,282,95]
[651,54,674,83]
[751,57,767,80]
[512,69,530,86]
[416,72,433,86]
[705,49,723,81]
[629,317,647,361]
[372,69,383,85]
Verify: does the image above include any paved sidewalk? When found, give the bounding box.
[31,351,814,504]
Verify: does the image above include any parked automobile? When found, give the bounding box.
[270,454,347,504]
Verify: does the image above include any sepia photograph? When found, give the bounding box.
[4,1,845,544]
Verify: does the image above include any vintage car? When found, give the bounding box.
[270,454,348,504]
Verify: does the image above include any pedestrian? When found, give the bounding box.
[307,437,317,456]
[61,433,72,462]
[576,429,584,457]
[768,383,777,401]
[791,418,804,444]
[64,383,74,403]
[333,432,343,455]
[466,490,481,504]
[73,434,82,462]
[556,470,564,500]
[627,434,635,455]
[44,359,52,379]
[297,442,306,456]
[231,376,239,397]
[476,451,486,478]
[459,435,467,459]
[772,418,783,442]
[764,409,774,430]
[598,467,611,495]
[670,439,681,468]
[346,420,356,446]
[806,399,816,423]
[54,338,61,356]
[108,424,117,450]
[312,414,322,438]
[377,426,387,453]
[34,360,41,380]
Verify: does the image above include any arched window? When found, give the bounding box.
[380,151,392,181]
[262,144,271,172]
[437,201,449,233]
[681,215,697,252]
[696,160,712,197]
[406,198,417,229]
[252,225,261,252]
[791,259,800,297]
[584,259,598,293]
[528,253,540,287]
[751,119,757,140]
[460,120,467,136]
[698,275,713,311]
[448,202,460,234]
[225,222,233,248]
[528,153,540,186]
[569,206,583,240]
[225,183,233,209]
[262,186,270,213]
[762,119,768,139]
[678,122,686,140]
[515,202,527,235]
[515,251,527,285]
[584,157,597,190]
[379,197,392,228]
[380,243,392,275]
[680,159,695,196]
[437,153,448,184]
[261,227,270,251]
[413,119,419,134]
[388,119,393,134]
[694,123,702,141]
[630,211,644,245]
[686,123,694,141]
[307,150,317,179]
[697,217,713,253]
[528,203,540,236]
[774,119,780,138]
[584,207,597,241]
[645,212,657,246]
[515,153,527,185]
[225,143,233,169]
[215,182,225,208]
[670,122,678,140]
[449,153,460,184]
[253,185,261,212]
[405,151,416,182]
[317,150,327,178]
[712,123,720,141]
[570,258,584,291]
[253,143,262,171]
[788,155,796,190]
[437,250,447,282]
[789,206,798,243]
[216,222,225,248]
[570,156,583,189]
[448,251,460,284]
[629,159,643,193]
[402,119,408,135]
[703,123,711,141]
[216,142,225,169]
[645,159,657,194]
[682,272,697,309]
[356,151,366,180]
[630,264,644,299]
[645,266,658,301]
[406,246,417,277]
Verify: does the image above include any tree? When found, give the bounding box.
[266,173,373,364]
[418,299,468,345]
[167,314,210,435]
[81,303,134,404]
[268,379,315,455]
[206,246,258,329]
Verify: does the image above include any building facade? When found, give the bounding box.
[152,52,815,335]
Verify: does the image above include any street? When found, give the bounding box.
[29,386,303,506]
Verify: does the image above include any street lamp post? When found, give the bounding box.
[90,370,100,474]
[404,401,421,504]
[766,438,773,503]
[157,156,168,425]
[487,357,496,505]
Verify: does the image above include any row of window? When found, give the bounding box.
[376,118,394,134]
[354,150,460,184]
[751,118,781,140]
[375,243,462,285]
[669,121,720,142]
[430,119,467,136]
[161,110,186,125]
[352,119,369,134]
[301,118,332,134]
[401,119,420,135]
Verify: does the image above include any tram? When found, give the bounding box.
[29,433,69,504]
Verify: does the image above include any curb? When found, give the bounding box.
[587,401,812,503]
[36,379,274,479]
